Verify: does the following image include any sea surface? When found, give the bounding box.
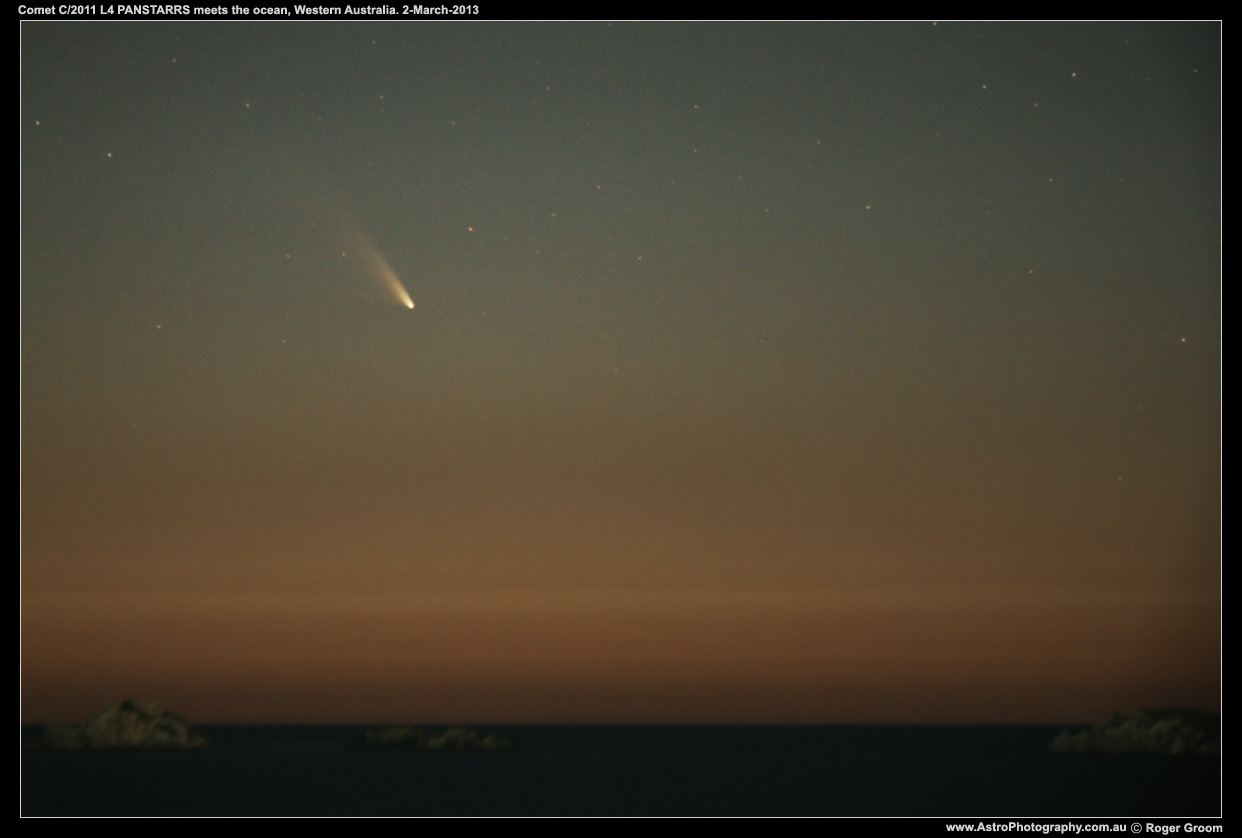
[21,725,1221,817]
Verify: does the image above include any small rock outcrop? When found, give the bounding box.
[352,725,515,752]
[1050,707,1219,756]
[41,700,207,751]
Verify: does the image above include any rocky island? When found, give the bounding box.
[39,700,208,752]
[352,725,516,752]
[1050,707,1220,756]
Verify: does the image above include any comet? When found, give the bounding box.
[375,253,415,309]
[343,222,415,309]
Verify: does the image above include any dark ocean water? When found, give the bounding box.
[21,725,1221,816]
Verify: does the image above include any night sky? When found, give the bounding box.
[21,21,1220,724]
